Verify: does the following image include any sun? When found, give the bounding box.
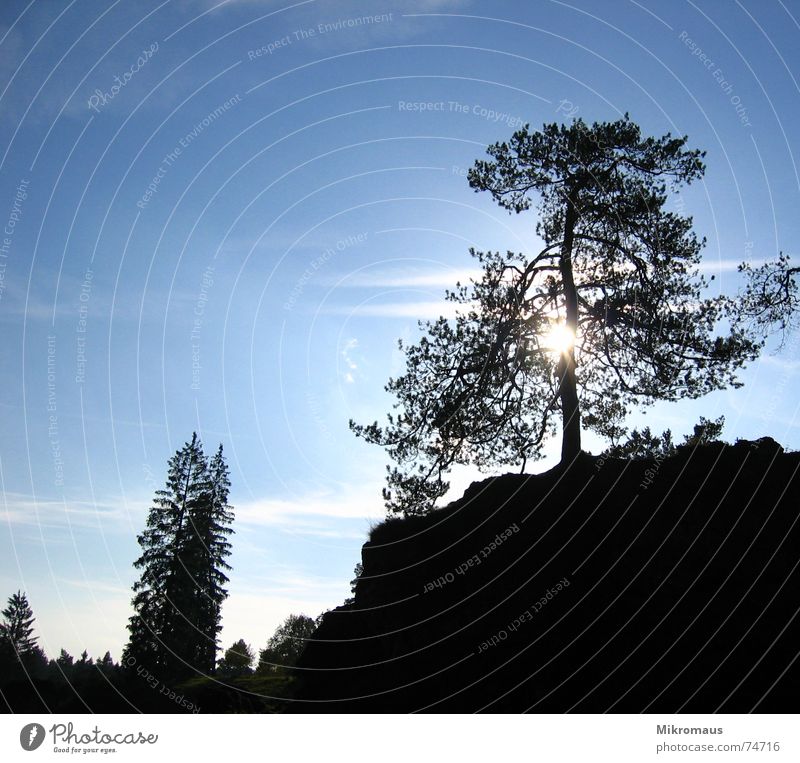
[543,322,575,356]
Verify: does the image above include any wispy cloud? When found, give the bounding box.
[185,0,473,11]
[335,261,760,287]
[172,0,480,75]
[235,486,384,526]
[326,300,460,319]
[341,337,359,384]
[756,353,800,371]
[334,268,481,289]
[239,572,347,598]
[2,485,381,539]
[0,493,135,531]
[697,258,766,273]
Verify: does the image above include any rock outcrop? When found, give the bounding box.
[294,441,799,712]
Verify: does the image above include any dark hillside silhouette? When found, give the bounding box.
[294,440,799,712]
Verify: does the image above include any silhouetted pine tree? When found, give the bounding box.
[95,651,116,674]
[0,591,48,682]
[124,434,234,679]
[0,591,39,659]
[124,433,208,676]
[56,648,74,671]
[185,444,234,673]
[75,649,92,677]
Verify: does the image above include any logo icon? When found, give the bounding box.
[19,723,45,751]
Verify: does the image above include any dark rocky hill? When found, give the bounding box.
[293,440,800,712]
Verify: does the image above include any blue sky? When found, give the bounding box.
[0,0,798,661]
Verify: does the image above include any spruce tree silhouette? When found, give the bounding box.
[0,591,40,662]
[187,444,234,674]
[56,648,74,672]
[123,433,234,679]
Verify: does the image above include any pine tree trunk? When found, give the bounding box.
[558,195,582,462]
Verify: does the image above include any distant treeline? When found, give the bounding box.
[0,432,326,713]
[0,587,322,713]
